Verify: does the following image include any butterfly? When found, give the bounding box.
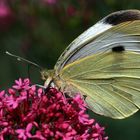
[41,9,140,119]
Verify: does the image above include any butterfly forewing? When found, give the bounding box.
[55,10,140,73]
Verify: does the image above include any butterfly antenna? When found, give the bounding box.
[5,51,43,70]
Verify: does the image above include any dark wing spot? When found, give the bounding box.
[103,10,140,25]
[112,46,125,52]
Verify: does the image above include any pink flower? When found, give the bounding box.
[0,78,108,140]
[15,129,27,140]
[16,122,40,139]
[12,78,30,90]
[4,95,19,109]
[0,1,10,18]
[0,90,5,99]
[0,0,14,29]
[42,0,57,5]
[67,5,76,17]
[4,95,26,109]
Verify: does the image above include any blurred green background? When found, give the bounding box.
[0,0,140,139]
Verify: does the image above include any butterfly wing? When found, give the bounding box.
[54,10,140,119]
[59,51,140,119]
[55,10,140,73]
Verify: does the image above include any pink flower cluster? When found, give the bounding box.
[0,78,108,140]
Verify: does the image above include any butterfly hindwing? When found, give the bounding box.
[60,51,140,118]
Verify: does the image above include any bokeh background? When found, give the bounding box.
[0,0,140,139]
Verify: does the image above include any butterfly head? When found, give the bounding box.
[41,69,55,88]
